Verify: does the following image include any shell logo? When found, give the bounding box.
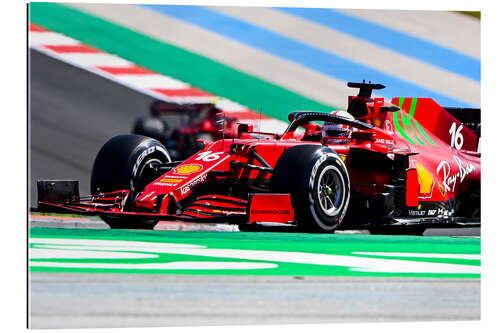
[438,183,446,198]
[160,178,183,183]
[416,163,433,198]
[174,164,203,175]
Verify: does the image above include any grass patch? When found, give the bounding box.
[457,11,481,19]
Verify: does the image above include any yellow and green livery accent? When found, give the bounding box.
[393,97,436,146]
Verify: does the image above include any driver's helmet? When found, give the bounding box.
[150,100,169,117]
[322,110,354,144]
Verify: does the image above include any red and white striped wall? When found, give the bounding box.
[29,23,287,133]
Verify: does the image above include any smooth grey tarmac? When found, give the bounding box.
[29,273,480,328]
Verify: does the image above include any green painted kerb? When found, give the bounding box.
[29,3,334,122]
[29,227,480,279]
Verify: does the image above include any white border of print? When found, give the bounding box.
[5,1,498,333]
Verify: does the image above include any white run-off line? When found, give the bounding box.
[29,238,480,274]
[353,252,480,260]
[29,24,289,134]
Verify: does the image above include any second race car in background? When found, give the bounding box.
[132,100,241,160]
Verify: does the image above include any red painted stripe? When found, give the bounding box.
[152,88,212,97]
[43,44,101,53]
[29,24,47,32]
[96,65,155,75]
[224,110,270,119]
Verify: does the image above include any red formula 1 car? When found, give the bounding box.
[132,100,251,160]
[38,82,480,234]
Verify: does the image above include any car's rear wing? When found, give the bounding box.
[443,107,480,138]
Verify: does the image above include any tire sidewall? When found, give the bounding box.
[303,152,350,231]
[91,135,171,198]
[90,135,170,228]
[270,145,350,232]
[128,142,170,195]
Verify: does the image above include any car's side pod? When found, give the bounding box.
[346,148,419,217]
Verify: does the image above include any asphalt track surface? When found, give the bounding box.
[29,49,149,205]
[30,273,479,328]
[29,49,480,328]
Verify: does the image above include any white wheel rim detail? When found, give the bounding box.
[317,165,345,217]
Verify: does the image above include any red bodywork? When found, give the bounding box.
[40,85,481,228]
[134,101,273,159]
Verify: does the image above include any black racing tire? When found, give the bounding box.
[132,116,168,142]
[270,145,350,233]
[91,134,171,229]
[237,223,260,232]
[101,215,158,229]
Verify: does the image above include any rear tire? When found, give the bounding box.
[270,146,350,232]
[91,134,171,229]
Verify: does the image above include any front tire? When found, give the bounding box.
[271,146,350,232]
[91,134,171,229]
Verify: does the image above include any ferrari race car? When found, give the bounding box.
[132,100,240,160]
[37,82,480,234]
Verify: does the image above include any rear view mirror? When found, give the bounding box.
[238,123,254,138]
